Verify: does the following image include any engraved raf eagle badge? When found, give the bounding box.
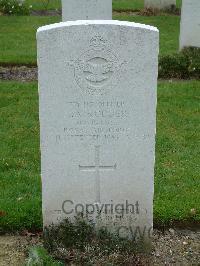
[68,35,122,95]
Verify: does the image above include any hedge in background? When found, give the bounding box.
[0,0,31,15]
[159,47,200,79]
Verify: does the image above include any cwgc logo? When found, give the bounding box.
[69,36,122,95]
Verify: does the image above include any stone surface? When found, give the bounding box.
[179,0,200,50]
[61,0,112,21]
[37,20,159,242]
[144,0,176,10]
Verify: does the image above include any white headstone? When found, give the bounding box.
[37,20,159,243]
[179,0,200,50]
[144,0,176,10]
[61,0,112,21]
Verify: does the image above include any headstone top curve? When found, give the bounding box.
[37,20,159,35]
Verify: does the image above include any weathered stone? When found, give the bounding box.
[37,20,159,243]
[144,0,176,10]
[61,0,112,21]
[179,0,200,50]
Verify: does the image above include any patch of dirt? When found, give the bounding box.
[0,66,193,83]
[0,229,199,265]
[31,9,139,17]
[31,9,61,16]
[30,9,181,17]
[0,8,181,17]
[113,10,141,16]
[139,7,180,16]
[31,9,141,17]
[151,229,200,265]
[0,66,37,82]
[0,234,41,266]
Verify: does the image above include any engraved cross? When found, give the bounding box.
[79,146,117,203]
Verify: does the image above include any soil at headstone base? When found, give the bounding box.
[0,234,41,266]
[31,10,61,16]
[0,229,199,265]
[0,66,37,82]
[30,10,180,17]
[0,66,195,83]
[31,10,138,17]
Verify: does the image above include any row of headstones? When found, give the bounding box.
[62,0,176,22]
[144,0,176,10]
[37,0,199,244]
[62,0,200,50]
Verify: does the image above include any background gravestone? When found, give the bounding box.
[61,0,112,21]
[179,0,200,50]
[37,20,159,242]
[144,0,176,10]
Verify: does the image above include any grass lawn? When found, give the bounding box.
[0,15,180,65]
[0,16,60,65]
[0,81,199,232]
[0,82,41,231]
[26,0,182,11]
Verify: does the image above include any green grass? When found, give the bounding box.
[27,246,63,266]
[0,82,41,231]
[0,81,199,231]
[26,0,61,11]
[155,81,200,224]
[0,15,180,65]
[25,0,182,11]
[114,0,182,11]
[0,16,60,65]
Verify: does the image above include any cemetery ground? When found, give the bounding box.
[0,81,200,264]
[0,3,200,265]
[1,80,200,230]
